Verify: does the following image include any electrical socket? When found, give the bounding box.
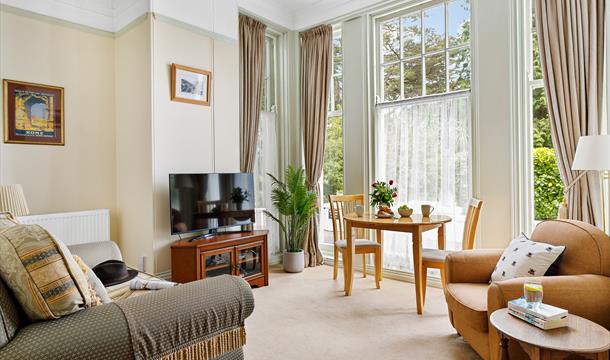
[139,256,146,272]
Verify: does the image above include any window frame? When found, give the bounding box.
[375,0,472,105]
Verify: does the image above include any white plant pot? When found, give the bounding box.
[283,250,305,273]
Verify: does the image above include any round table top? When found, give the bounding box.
[343,213,452,226]
[490,308,610,353]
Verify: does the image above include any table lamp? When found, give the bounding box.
[0,184,30,217]
[570,135,610,233]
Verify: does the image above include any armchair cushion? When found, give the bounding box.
[445,283,489,332]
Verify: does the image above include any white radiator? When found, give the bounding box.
[18,209,110,246]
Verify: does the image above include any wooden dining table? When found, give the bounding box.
[342,213,452,315]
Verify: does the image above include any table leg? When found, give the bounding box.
[499,336,509,360]
[376,229,384,281]
[438,224,446,250]
[597,351,609,360]
[413,229,424,315]
[344,222,354,296]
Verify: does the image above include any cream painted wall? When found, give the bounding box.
[151,19,215,274]
[471,0,514,248]
[115,16,155,271]
[151,18,240,274]
[0,9,118,240]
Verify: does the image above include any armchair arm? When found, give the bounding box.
[444,249,503,284]
[488,275,610,328]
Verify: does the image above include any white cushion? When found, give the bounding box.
[422,248,452,262]
[335,239,380,248]
[490,234,565,282]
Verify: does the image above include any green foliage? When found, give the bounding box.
[323,116,344,198]
[369,180,398,208]
[533,147,564,220]
[263,166,318,253]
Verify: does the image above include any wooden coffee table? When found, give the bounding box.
[490,308,610,360]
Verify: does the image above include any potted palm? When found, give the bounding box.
[264,166,317,273]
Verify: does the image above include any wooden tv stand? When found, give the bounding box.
[170,230,269,287]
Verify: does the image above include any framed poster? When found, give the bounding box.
[3,79,64,145]
[171,64,212,106]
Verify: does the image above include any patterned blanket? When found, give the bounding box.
[114,275,254,360]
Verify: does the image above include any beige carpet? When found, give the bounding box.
[244,265,481,359]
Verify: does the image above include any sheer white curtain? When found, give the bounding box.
[376,93,471,272]
[253,111,280,255]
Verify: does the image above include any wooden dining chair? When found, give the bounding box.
[329,194,383,289]
[421,198,483,302]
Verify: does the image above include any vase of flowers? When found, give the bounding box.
[370,180,398,217]
[230,187,250,210]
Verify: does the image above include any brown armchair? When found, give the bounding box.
[443,219,610,360]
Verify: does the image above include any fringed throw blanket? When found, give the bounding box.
[115,275,254,360]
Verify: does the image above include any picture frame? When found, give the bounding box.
[171,64,212,106]
[3,79,64,146]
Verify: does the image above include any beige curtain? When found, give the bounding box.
[239,15,267,173]
[300,25,333,267]
[535,0,605,226]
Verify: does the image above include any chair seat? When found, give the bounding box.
[445,283,489,332]
[422,248,453,262]
[335,239,380,248]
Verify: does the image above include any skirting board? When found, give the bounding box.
[323,256,443,289]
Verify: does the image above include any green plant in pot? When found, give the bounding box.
[264,166,317,273]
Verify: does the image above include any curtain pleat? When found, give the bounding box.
[535,0,605,226]
[239,15,267,173]
[300,25,333,267]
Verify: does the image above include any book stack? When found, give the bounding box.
[507,298,569,330]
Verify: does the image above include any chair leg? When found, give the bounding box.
[362,254,367,278]
[422,265,428,306]
[333,246,339,280]
[440,266,446,289]
[374,249,381,289]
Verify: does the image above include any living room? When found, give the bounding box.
[0,0,609,359]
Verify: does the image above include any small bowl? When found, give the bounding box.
[398,208,413,217]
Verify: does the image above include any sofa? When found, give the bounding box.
[443,219,610,360]
[0,241,255,360]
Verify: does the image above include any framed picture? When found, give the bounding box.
[3,79,64,145]
[171,64,212,106]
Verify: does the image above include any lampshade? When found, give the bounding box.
[0,184,30,217]
[572,135,610,171]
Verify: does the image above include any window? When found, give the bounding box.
[379,0,470,102]
[528,3,563,223]
[254,32,280,254]
[375,0,472,273]
[321,27,344,248]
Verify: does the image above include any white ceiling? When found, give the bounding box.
[1,0,389,32]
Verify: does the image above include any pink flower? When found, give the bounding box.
[389,179,394,185]
[392,192,398,198]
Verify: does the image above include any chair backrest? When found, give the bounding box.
[462,198,483,250]
[531,219,610,276]
[328,194,367,241]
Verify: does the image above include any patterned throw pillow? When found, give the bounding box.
[72,255,112,305]
[0,224,92,321]
[491,234,565,282]
[0,212,19,229]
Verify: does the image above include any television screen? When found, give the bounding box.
[169,173,255,235]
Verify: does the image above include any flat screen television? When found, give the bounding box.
[169,173,255,235]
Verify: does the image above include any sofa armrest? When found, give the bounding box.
[0,300,132,359]
[444,249,503,284]
[115,275,254,359]
[67,241,122,268]
[488,274,610,328]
